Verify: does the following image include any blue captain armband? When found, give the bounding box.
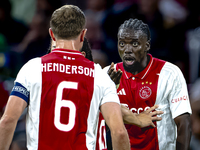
[10,82,30,104]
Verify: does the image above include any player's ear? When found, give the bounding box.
[80,29,87,42]
[81,51,86,57]
[49,28,56,41]
[145,41,150,52]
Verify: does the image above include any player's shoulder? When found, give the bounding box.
[26,57,41,64]
[94,63,115,84]
[161,61,184,79]
[21,57,41,70]
[103,65,110,73]
[94,63,102,71]
[94,63,108,77]
[16,58,41,79]
[162,62,182,73]
[102,63,119,72]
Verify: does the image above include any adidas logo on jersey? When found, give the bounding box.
[117,88,126,95]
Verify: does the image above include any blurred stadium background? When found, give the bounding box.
[0,0,200,149]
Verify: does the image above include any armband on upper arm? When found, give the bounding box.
[10,82,29,104]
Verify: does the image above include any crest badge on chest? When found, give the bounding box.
[139,81,152,99]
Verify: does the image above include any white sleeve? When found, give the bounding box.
[15,58,41,91]
[94,64,120,106]
[161,62,192,119]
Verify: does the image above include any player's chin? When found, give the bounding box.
[123,61,134,71]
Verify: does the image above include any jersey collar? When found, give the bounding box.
[124,54,154,80]
[51,48,84,57]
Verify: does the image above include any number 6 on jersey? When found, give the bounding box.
[54,81,77,132]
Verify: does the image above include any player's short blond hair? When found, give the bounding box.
[50,5,86,40]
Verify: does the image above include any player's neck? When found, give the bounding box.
[125,55,150,75]
[55,39,81,51]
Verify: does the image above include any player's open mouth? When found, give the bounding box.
[124,57,135,65]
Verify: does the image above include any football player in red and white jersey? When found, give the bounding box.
[103,18,192,150]
[0,5,131,150]
[78,38,164,150]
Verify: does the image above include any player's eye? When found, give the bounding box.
[119,41,125,47]
[132,42,138,47]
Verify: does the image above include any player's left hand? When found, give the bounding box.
[136,105,163,128]
[121,105,163,128]
[107,62,122,85]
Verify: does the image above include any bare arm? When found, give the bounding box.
[174,113,191,150]
[121,105,163,128]
[100,102,130,150]
[0,96,27,150]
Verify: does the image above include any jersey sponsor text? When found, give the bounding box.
[171,95,188,103]
[121,103,150,114]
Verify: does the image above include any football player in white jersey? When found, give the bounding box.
[0,5,131,150]
[104,18,192,150]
